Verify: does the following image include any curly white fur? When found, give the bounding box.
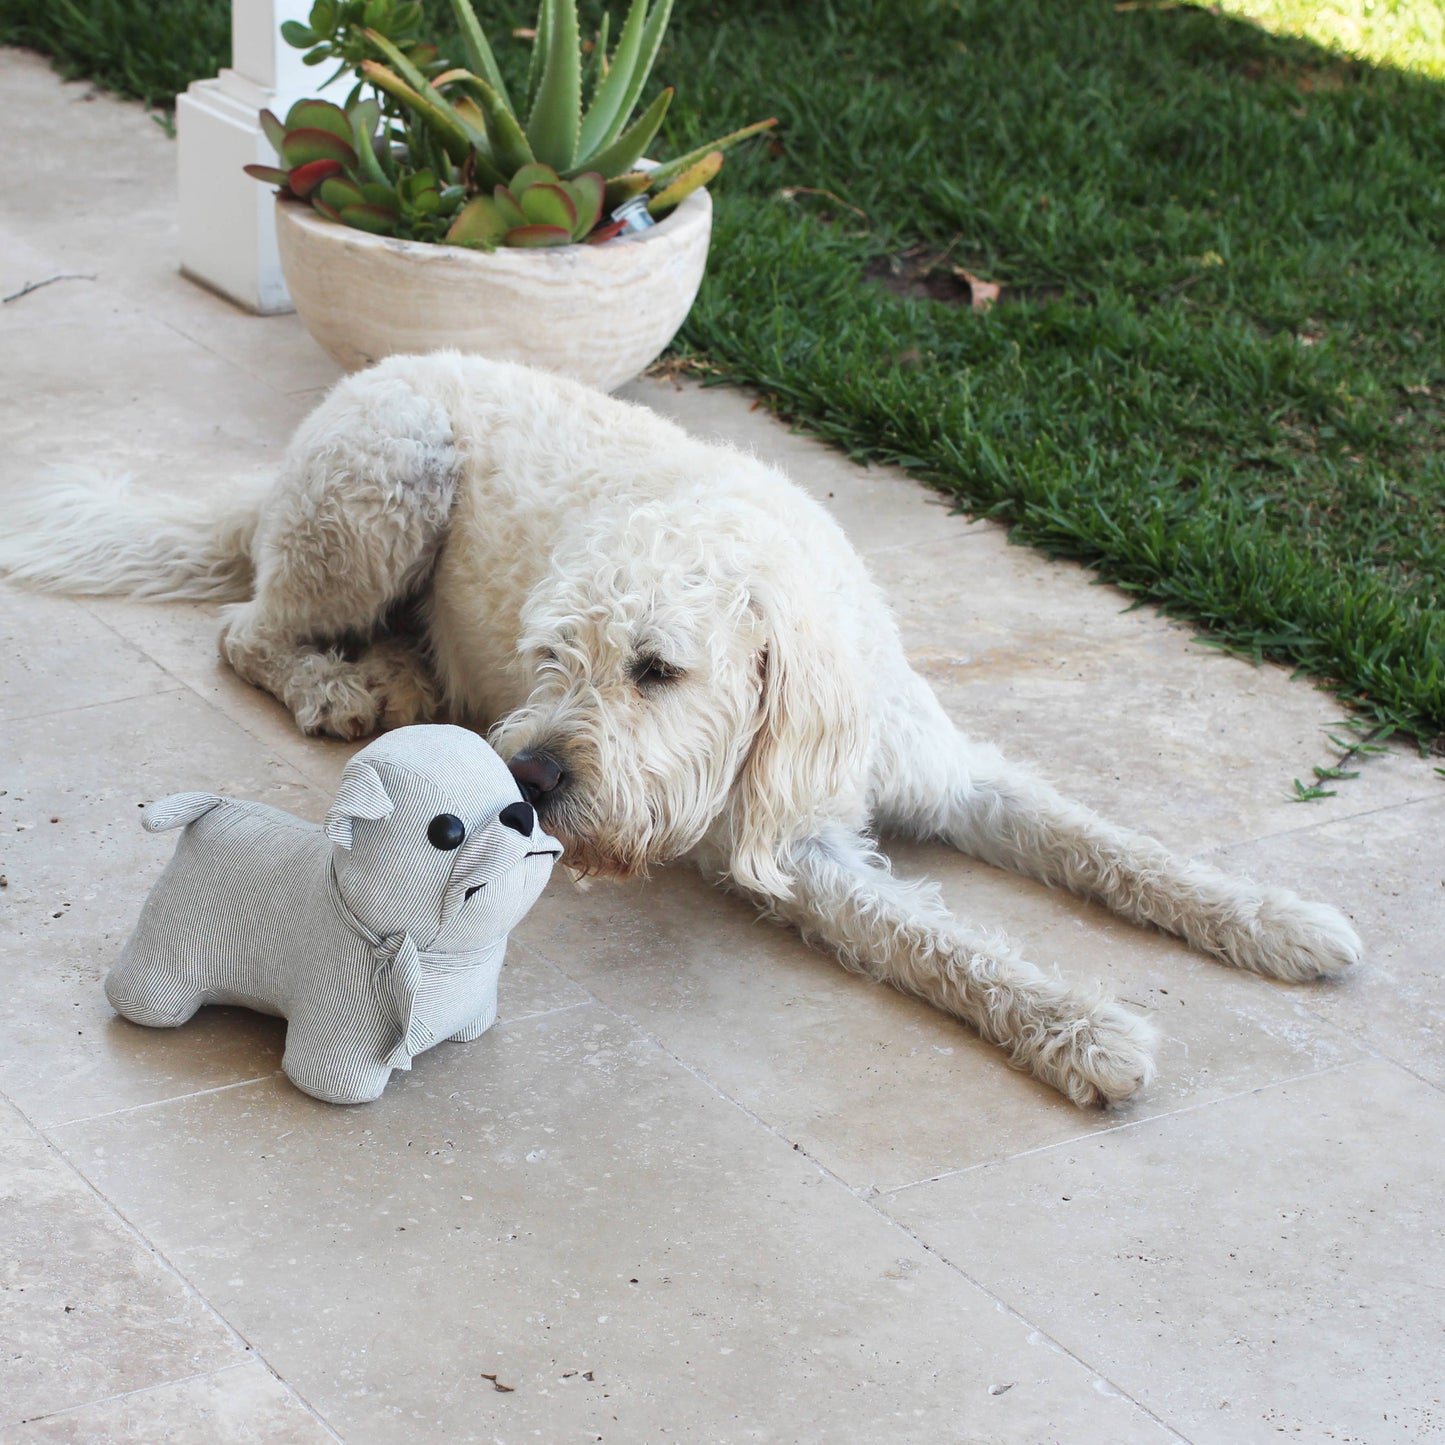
[0,353,1362,1107]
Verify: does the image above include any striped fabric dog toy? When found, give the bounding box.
[105,725,561,1103]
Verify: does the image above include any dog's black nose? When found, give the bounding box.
[499,800,536,836]
[507,750,564,804]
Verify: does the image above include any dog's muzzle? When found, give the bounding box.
[507,749,565,806]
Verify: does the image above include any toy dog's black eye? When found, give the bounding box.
[427,814,466,850]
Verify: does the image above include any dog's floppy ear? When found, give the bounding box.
[325,760,395,849]
[726,565,870,899]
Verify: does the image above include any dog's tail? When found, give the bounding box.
[0,467,265,602]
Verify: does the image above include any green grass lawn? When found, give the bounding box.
[0,0,229,109]
[4,0,1442,756]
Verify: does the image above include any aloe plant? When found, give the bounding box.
[246,0,775,249]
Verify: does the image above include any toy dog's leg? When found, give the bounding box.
[280,1030,393,1105]
[219,367,460,740]
[448,998,498,1042]
[105,967,208,1028]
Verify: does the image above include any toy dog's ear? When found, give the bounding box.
[325,761,395,850]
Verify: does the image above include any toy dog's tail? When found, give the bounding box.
[0,466,266,601]
[142,793,226,832]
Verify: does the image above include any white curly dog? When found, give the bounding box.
[1,352,1361,1106]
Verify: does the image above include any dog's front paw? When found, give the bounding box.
[1015,992,1158,1109]
[288,658,384,741]
[358,640,440,731]
[1227,888,1362,982]
[296,694,380,741]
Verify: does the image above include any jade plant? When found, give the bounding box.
[245,0,775,249]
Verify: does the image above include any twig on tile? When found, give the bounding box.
[2,273,98,304]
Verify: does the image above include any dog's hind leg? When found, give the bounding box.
[219,368,458,739]
[222,626,442,739]
[870,669,1361,983]
[740,826,1157,1107]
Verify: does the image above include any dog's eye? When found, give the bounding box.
[633,656,684,688]
[427,814,466,850]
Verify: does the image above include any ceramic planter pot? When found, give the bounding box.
[274,186,712,392]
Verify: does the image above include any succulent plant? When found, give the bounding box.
[246,0,775,249]
[447,163,604,248]
[245,96,468,240]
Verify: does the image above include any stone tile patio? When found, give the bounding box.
[2,45,1442,1444]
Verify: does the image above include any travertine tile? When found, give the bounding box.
[866,533,1435,852]
[518,852,1363,1191]
[0,306,310,494]
[0,50,337,396]
[0,588,172,722]
[0,229,96,323]
[131,268,344,397]
[0,241,338,403]
[620,374,983,555]
[1211,794,1445,1087]
[71,595,360,798]
[2,52,181,294]
[880,1061,1445,1444]
[0,1095,34,1140]
[474,940,596,1034]
[0,1132,240,1424]
[51,1007,1170,1444]
[9,1361,336,1443]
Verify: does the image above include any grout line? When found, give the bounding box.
[0,684,192,728]
[14,1363,245,1429]
[1354,1052,1445,1098]
[151,315,298,401]
[145,314,340,405]
[40,1003,596,1135]
[856,524,998,560]
[7,1097,346,1442]
[495,997,594,1030]
[839,1207,1193,1443]
[39,999,594,1132]
[880,1057,1367,1200]
[44,1072,282,1132]
[1194,787,1445,858]
[74,604,349,797]
[72,599,352,797]
[1259,982,1432,1086]
[575,991,1189,1442]
[14,1360,343,1441]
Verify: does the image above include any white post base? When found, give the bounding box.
[178,72,293,314]
[176,0,319,314]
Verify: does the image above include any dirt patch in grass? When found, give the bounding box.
[864,247,1065,310]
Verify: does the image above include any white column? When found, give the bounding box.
[176,0,323,313]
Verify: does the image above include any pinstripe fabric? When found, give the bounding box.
[105,726,560,1104]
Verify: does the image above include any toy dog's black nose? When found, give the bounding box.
[499,800,536,836]
[507,750,564,804]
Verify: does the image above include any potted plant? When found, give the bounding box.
[246,0,774,390]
